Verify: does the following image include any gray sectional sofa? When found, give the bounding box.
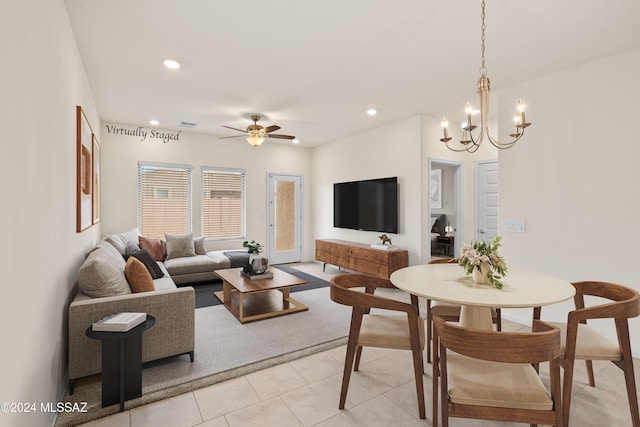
[68,229,247,392]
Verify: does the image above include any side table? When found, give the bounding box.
[436,235,454,257]
[85,315,155,412]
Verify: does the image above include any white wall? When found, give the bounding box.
[100,124,314,258]
[0,1,101,426]
[498,48,640,353]
[312,116,423,264]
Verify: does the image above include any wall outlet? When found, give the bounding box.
[504,219,526,233]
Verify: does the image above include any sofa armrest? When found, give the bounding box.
[68,287,195,380]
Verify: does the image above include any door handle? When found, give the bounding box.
[478,229,486,234]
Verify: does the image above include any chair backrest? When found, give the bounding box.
[571,281,640,322]
[433,316,560,364]
[330,274,418,316]
[428,258,458,264]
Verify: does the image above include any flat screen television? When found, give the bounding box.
[333,176,398,234]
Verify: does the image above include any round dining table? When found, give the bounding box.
[390,263,576,330]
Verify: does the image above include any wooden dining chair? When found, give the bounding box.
[329,273,426,419]
[425,258,501,363]
[538,281,640,427]
[432,315,563,427]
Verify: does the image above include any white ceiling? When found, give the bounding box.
[64,0,640,147]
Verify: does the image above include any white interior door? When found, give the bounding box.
[267,173,302,265]
[475,160,499,243]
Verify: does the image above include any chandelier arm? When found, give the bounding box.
[443,140,475,152]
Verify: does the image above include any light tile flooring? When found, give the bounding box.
[74,263,639,427]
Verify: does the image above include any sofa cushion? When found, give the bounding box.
[121,227,141,245]
[139,235,165,261]
[164,254,216,276]
[125,241,141,256]
[125,257,155,293]
[165,232,196,260]
[131,249,164,279]
[194,236,206,255]
[105,234,128,255]
[78,246,131,298]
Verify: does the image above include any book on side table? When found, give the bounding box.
[92,312,147,332]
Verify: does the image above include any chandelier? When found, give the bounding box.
[440,0,531,152]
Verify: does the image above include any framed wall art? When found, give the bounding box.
[92,133,101,224]
[430,169,442,209]
[76,105,93,232]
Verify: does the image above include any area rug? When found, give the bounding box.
[56,276,350,426]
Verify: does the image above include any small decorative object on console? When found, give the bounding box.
[458,236,507,289]
[378,234,392,245]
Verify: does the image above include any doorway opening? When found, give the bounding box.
[428,159,462,260]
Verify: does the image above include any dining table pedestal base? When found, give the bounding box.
[459,306,494,330]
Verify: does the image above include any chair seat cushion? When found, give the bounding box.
[545,322,621,361]
[359,314,425,350]
[447,352,553,411]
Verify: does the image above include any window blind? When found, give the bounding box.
[138,162,192,239]
[201,167,245,240]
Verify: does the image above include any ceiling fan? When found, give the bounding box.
[219,115,296,146]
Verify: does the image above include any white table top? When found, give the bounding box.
[390,264,575,309]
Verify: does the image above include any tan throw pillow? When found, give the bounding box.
[139,235,165,261]
[124,257,155,293]
[165,232,196,260]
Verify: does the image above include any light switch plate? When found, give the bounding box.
[504,219,526,233]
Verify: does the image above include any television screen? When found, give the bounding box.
[333,177,398,233]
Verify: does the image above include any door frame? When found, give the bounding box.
[266,173,303,265]
[428,158,463,257]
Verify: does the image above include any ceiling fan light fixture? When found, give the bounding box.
[246,134,265,146]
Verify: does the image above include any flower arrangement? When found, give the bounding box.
[243,240,263,254]
[459,236,508,289]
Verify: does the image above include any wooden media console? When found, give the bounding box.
[315,239,408,279]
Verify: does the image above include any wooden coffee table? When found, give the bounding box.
[214,267,309,323]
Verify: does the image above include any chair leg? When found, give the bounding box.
[617,319,640,427]
[585,360,595,387]
[354,345,363,371]
[562,356,576,427]
[339,311,364,410]
[411,345,426,419]
[426,299,432,364]
[495,308,502,331]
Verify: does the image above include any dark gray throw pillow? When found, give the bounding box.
[131,248,164,279]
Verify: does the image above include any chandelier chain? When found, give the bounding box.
[480,0,487,75]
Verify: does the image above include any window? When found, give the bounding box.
[138,162,192,239]
[201,167,245,240]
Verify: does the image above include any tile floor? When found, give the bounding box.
[73,263,639,426]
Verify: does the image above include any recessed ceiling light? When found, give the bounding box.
[149,120,159,126]
[366,109,377,116]
[292,139,300,144]
[163,59,181,69]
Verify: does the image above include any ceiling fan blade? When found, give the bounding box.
[222,125,248,133]
[218,135,245,139]
[264,125,281,133]
[267,133,296,140]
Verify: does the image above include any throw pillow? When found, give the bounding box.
[131,248,164,279]
[78,247,131,297]
[124,241,141,256]
[165,232,196,260]
[105,234,128,255]
[124,257,155,293]
[139,235,165,261]
[194,236,206,255]
[121,227,141,245]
